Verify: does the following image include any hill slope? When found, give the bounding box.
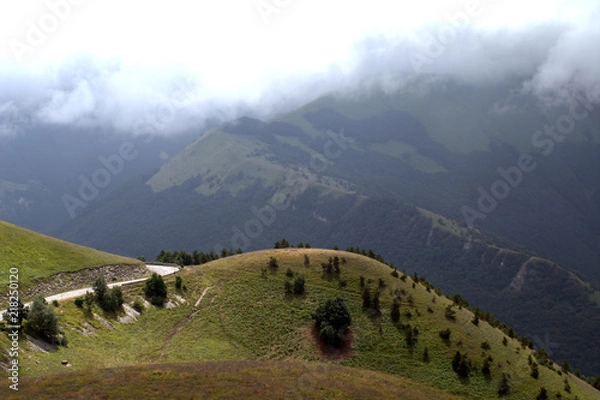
[3,360,463,400]
[4,249,598,399]
[0,220,144,305]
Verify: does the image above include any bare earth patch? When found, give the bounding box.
[306,324,354,361]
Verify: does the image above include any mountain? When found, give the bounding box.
[0,126,195,234]
[0,219,144,305]
[1,249,599,399]
[52,77,600,374]
[57,78,600,283]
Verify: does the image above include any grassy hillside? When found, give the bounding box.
[0,220,143,299]
[3,249,598,399]
[2,360,462,400]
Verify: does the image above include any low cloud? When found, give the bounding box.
[0,1,598,137]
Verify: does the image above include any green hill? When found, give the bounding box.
[3,249,598,399]
[0,220,143,305]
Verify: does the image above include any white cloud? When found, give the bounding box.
[0,101,21,136]
[36,78,95,124]
[0,0,598,134]
[524,10,600,102]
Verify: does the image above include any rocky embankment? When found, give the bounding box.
[4,263,148,306]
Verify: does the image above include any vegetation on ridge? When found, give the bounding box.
[2,247,598,399]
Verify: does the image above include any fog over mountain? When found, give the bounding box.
[0,0,599,138]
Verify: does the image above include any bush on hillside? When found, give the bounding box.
[92,275,124,312]
[451,351,473,378]
[293,275,306,295]
[439,328,451,340]
[497,373,511,396]
[102,286,125,312]
[93,276,108,304]
[132,298,145,313]
[445,305,456,321]
[74,297,84,309]
[25,295,65,345]
[312,297,352,347]
[531,363,539,379]
[390,299,401,322]
[361,286,371,308]
[268,257,279,269]
[144,273,168,306]
[482,359,491,376]
[536,387,548,400]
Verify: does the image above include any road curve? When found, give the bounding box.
[1,264,180,319]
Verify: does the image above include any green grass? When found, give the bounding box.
[3,249,599,399]
[147,128,271,194]
[0,220,142,296]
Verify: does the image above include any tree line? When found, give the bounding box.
[153,248,242,266]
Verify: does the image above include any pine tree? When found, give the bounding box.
[561,359,571,374]
[293,275,306,295]
[268,257,279,269]
[144,273,168,306]
[372,289,380,312]
[497,373,511,396]
[333,256,340,273]
[482,359,491,376]
[93,276,108,304]
[536,387,548,400]
[390,299,401,322]
[452,351,462,372]
[362,286,371,308]
[531,363,539,379]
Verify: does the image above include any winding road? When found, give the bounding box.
[1,264,180,319]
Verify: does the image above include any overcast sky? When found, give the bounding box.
[0,0,598,136]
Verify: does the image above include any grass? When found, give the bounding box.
[0,220,142,296]
[1,360,463,400]
[2,248,599,399]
